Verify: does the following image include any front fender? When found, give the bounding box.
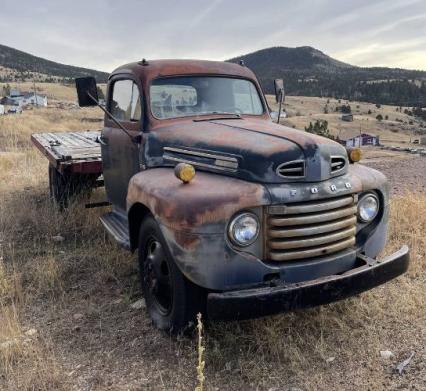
[126,165,391,291]
[126,168,270,289]
[127,168,270,233]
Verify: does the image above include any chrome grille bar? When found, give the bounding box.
[267,195,355,215]
[269,205,357,227]
[268,237,356,261]
[268,216,356,238]
[269,226,356,250]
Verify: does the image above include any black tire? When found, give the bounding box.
[48,164,97,208]
[138,216,206,333]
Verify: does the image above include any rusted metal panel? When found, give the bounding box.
[31,131,102,174]
[127,167,270,233]
[143,118,350,184]
[126,162,391,290]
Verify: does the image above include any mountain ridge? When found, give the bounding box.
[1,43,425,105]
[0,44,109,83]
[227,46,426,106]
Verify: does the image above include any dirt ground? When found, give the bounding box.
[361,148,426,195]
[0,97,425,391]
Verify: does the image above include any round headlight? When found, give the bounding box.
[358,193,379,223]
[228,213,260,247]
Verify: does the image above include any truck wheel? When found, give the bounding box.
[49,164,71,208]
[48,164,97,208]
[138,216,205,333]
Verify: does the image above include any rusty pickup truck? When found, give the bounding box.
[32,59,409,332]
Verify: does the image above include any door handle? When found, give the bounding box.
[98,135,109,146]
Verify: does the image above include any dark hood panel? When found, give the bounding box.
[144,118,348,183]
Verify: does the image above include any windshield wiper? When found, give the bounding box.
[193,112,242,122]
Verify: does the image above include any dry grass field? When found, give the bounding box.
[0,92,425,390]
[267,95,425,146]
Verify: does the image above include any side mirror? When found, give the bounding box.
[75,77,98,107]
[274,79,285,103]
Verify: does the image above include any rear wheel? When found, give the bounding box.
[138,216,206,333]
[48,164,97,208]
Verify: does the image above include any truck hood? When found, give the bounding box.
[144,118,349,183]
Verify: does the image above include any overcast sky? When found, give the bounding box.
[1,0,425,72]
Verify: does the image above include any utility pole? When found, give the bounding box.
[33,79,38,107]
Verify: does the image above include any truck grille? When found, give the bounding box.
[266,195,357,262]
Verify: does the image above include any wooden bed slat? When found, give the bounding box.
[31,130,103,174]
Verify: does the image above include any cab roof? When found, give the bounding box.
[110,59,258,82]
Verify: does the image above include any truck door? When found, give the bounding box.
[100,77,143,212]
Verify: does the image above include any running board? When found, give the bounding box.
[99,211,130,250]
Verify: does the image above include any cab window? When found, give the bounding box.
[150,76,263,119]
[110,80,141,122]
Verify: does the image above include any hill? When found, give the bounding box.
[228,46,426,106]
[0,44,109,83]
[1,43,425,106]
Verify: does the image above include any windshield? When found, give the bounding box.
[150,76,264,119]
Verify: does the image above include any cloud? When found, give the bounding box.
[0,0,424,71]
[185,0,224,30]
[335,38,426,69]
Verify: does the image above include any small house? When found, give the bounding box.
[0,104,4,115]
[2,90,48,107]
[0,96,18,106]
[9,89,21,97]
[21,92,48,107]
[341,114,353,122]
[338,131,379,147]
[420,136,426,145]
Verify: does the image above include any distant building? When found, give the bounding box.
[1,90,48,107]
[9,89,21,97]
[21,92,48,107]
[0,96,18,106]
[341,114,353,122]
[0,104,4,115]
[338,132,379,147]
[420,136,426,145]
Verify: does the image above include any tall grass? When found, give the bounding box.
[0,104,424,390]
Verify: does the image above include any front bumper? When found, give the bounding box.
[207,246,409,321]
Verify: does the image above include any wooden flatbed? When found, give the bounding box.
[31,130,103,174]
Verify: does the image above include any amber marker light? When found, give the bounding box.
[174,163,196,183]
[347,147,362,163]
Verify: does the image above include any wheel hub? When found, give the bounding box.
[144,237,172,315]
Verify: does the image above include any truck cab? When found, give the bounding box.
[70,59,409,332]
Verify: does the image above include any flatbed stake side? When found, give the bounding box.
[32,59,409,333]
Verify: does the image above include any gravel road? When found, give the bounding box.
[362,153,426,195]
